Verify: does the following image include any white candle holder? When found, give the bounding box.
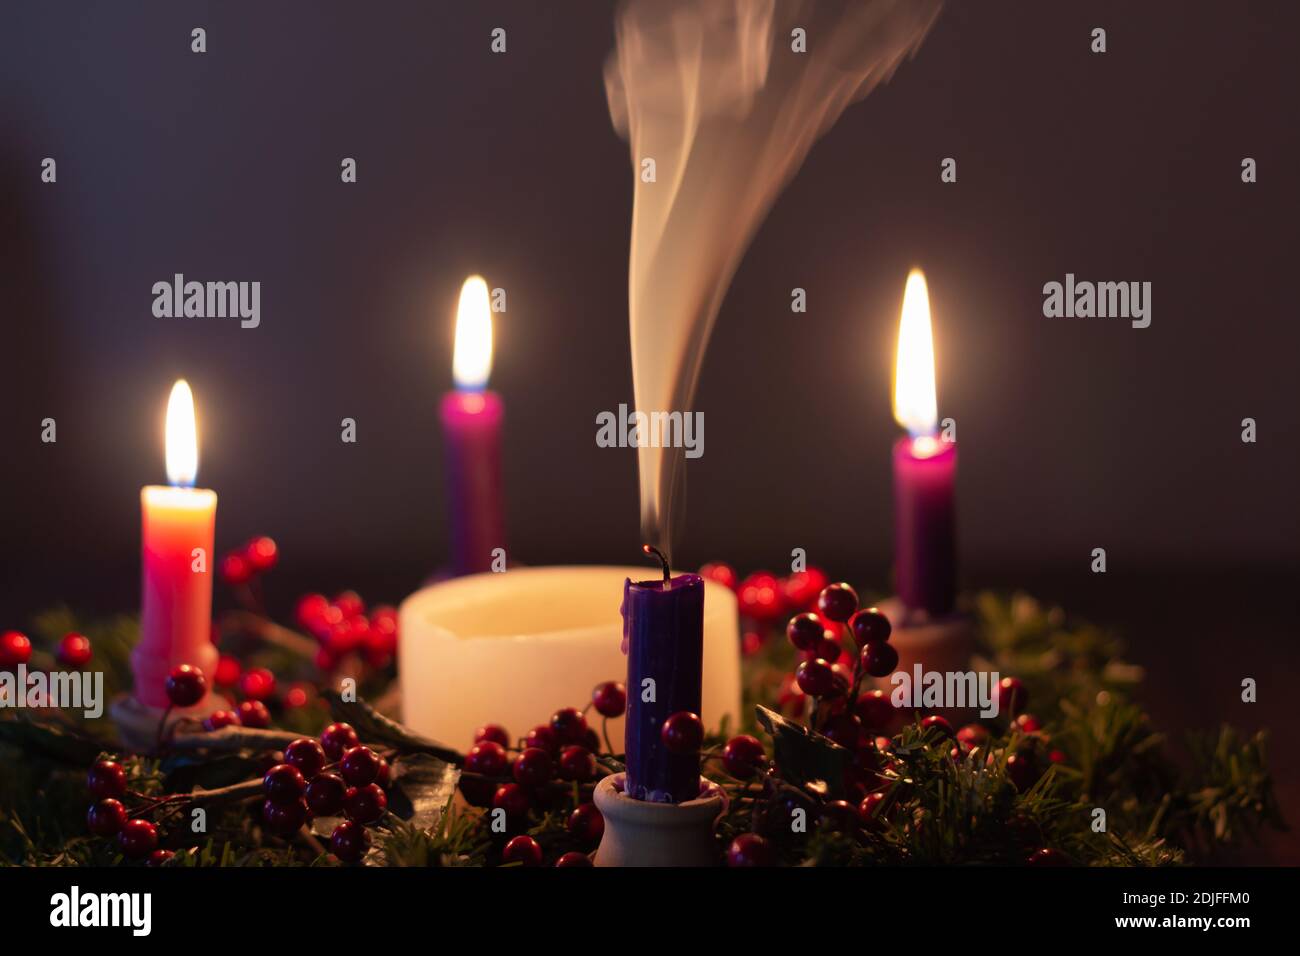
[593,773,726,867]
[110,691,232,752]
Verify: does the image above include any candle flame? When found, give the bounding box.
[892,268,938,438]
[452,275,493,390]
[165,379,199,487]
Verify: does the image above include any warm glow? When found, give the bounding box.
[892,268,938,438]
[165,379,199,487]
[453,275,493,390]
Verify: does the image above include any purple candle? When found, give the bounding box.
[891,269,957,616]
[621,546,704,803]
[440,276,505,576]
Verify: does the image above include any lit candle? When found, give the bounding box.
[133,380,218,708]
[892,269,957,616]
[440,276,505,576]
[621,547,705,804]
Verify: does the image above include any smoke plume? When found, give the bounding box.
[605,0,942,557]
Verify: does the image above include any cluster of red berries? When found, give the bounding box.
[219,536,279,586]
[698,562,830,653]
[1,629,94,669]
[161,662,278,729]
[85,759,174,865]
[261,722,392,863]
[459,680,632,866]
[295,591,398,672]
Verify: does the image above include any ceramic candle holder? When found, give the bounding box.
[592,773,727,867]
[110,692,231,752]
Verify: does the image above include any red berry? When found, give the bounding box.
[581,727,602,754]
[117,818,158,859]
[1006,751,1040,791]
[742,630,764,656]
[465,740,509,778]
[214,655,241,687]
[87,798,127,836]
[57,633,93,667]
[786,613,824,651]
[147,849,174,867]
[492,783,531,822]
[473,724,510,748]
[333,590,365,619]
[726,833,773,867]
[817,583,859,622]
[555,851,593,867]
[856,690,894,729]
[340,746,382,787]
[305,772,347,816]
[781,567,829,609]
[549,707,588,744]
[920,715,954,739]
[283,683,312,709]
[721,735,766,778]
[813,634,843,662]
[568,803,605,846]
[220,552,252,585]
[858,791,887,826]
[1015,713,1042,734]
[296,593,331,632]
[87,760,127,800]
[558,745,596,782]
[237,699,270,729]
[239,667,276,701]
[661,711,704,754]
[263,763,306,805]
[320,722,359,761]
[737,572,783,621]
[512,747,554,787]
[0,630,31,667]
[330,820,370,863]
[244,536,278,572]
[592,681,627,718]
[165,664,207,708]
[203,709,240,731]
[502,834,543,866]
[998,677,1028,717]
[859,641,899,678]
[698,562,738,590]
[795,658,836,698]
[284,738,327,779]
[820,799,859,834]
[262,798,307,836]
[849,608,891,646]
[375,758,390,788]
[823,714,862,750]
[957,724,989,749]
[344,783,387,823]
[525,725,558,754]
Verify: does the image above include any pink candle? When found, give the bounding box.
[132,380,218,708]
[891,270,957,616]
[441,276,505,575]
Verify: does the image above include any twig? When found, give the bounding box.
[219,610,318,658]
[171,726,304,752]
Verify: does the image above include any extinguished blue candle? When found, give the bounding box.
[621,548,705,804]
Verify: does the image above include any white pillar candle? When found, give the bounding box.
[398,566,741,749]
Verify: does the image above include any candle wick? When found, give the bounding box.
[641,544,671,584]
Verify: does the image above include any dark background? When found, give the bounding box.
[1,2,1296,859]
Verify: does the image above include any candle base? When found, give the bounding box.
[110,691,232,752]
[874,598,978,725]
[592,773,726,867]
